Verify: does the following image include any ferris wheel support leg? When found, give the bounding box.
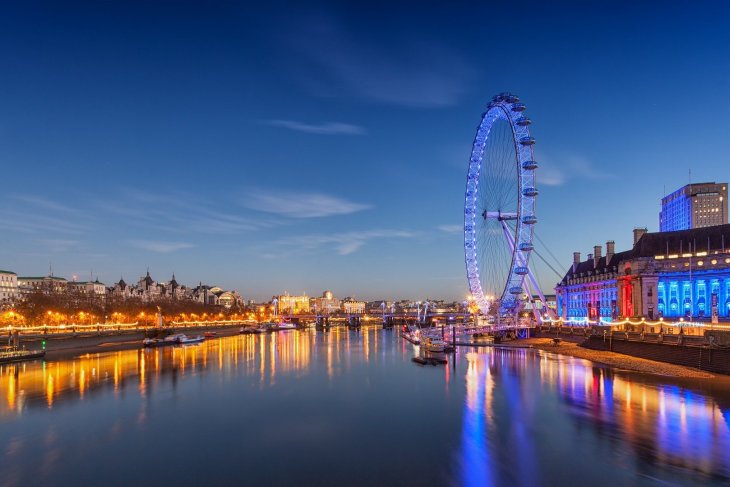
[499,220,555,324]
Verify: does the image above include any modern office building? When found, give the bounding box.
[660,182,727,231]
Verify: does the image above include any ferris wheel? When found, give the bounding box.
[464,92,539,318]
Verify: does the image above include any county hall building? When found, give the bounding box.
[556,224,730,325]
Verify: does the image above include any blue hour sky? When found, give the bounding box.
[1,1,729,301]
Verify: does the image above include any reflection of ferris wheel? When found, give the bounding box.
[464,92,540,317]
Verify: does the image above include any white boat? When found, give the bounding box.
[402,326,421,345]
[177,334,204,344]
[277,322,297,330]
[422,337,446,353]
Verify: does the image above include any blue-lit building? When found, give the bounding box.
[659,182,727,232]
[556,224,730,324]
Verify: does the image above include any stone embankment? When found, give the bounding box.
[504,337,717,379]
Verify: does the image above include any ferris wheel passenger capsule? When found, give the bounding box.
[511,103,526,112]
[521,160,538,170]
[522,215,537,225]
[519,136,536,146]
[522,187,539,197]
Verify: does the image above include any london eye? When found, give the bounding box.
[464,92,538,319]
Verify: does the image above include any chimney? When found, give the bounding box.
[572,252,581,273]
[633,227,647,246]
[606,240,615,262]
[593,245,602,268]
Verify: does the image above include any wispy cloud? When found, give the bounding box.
[277,230,415,255]
[568,156,614,181]
[96,190,273,234]
[539,160,567,186]
[0,194,91,234]
[438,224,463,234]
[288,14,475,108]
[37,239,80,252]
[536,154,613,187]
[243,190,371,218]
[129,240,194,253]
[265,120,365,135]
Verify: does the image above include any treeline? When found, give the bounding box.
[10,289,246,325]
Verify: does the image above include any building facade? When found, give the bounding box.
[0,270,18,304]
[18,276,68,294]
[341,297,365,314]
[660,182,728,231]
[68,279,106,297]
[311,290,341,314]
[276,293,310,314]
[556,225,730,323]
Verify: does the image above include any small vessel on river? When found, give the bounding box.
[0,348,46,364]
[143,333,205,347]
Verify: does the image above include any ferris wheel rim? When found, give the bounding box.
[463,93,537,316]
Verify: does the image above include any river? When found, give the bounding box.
[1,326,729,486]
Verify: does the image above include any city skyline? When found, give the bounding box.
[2,1,730,301]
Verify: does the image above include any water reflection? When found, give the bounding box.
[458,350,730,483]
[0,327,385,417]
[1,327,729,485]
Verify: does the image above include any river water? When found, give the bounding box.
[1,326,730,486]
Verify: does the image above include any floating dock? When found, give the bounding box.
[0,349,46,364]
[412,355,448,365]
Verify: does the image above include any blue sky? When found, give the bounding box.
[1,1,729,301]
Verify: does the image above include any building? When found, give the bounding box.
[217,291,242,309]
[68,279,106,297]
[660,182,728,231]
[524,294,557,313]
[556,224,730,324]
[0,270,18,304]
[341,297,365,314]
[276,293,310,314]
[18,275,68,294]
[311,290,341,315]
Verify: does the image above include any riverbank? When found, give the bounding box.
[504,337,717,379]
[15,325,244,360]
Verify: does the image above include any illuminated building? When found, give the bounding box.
[18,275,68,294]
[0,270,18,304]
[341,297,365,314]
[68,279,106,297]
[277,293,310,314]
[556,224,730,323]
[215,290,242,309]
[311,290,340,314]
[660,182,727,231]
[524,294,556,313]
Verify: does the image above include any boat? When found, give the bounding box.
[402,325,421,345]
[422,337,446,353]
[177,334,204,344]
[204,331,217,338]
[0,349,46,364]
[143,333,204,347]
[277,322,297,330]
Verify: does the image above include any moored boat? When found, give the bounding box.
[0,349,46,364]
[177,334,204,344]
[422,337,446,353]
